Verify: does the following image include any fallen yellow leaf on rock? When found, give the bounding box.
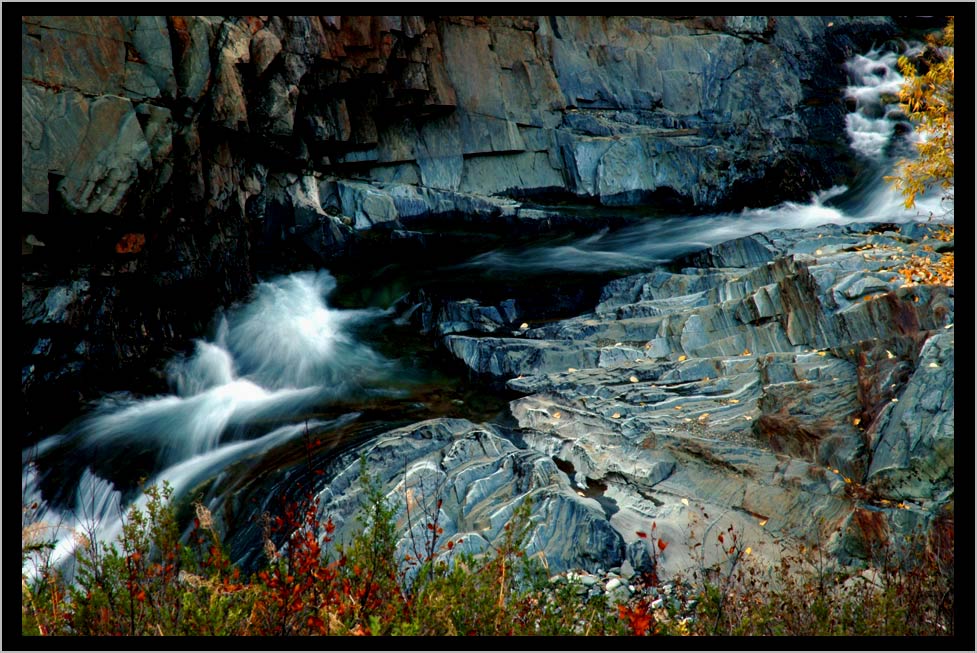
[743,415,752,421]
[681,498,690,506]
[886,350,895,359]
[567,367,577,373]
[728,398,739,404]
[519,323,529,330]
[674,405,682,410]
[678,354,687,362]
[817,351,827,357]
[815,249,823,255]
[742,348,751,356]
[744,547,752,555]
[553,412,561,419]
[928,362,940,368]
[629,376,639,383]
[611,412,621,419]
[852,417,861,426]
[698,413,710,421]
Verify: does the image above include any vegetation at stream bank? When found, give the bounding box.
[886,16,954,216]
[22,466,954,638]
[886,16,954,289]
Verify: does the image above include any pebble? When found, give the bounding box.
[544,567,695,623]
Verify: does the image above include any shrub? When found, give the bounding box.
[21,474,954,637]
[886,16,954,216]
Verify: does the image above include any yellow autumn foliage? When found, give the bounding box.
[886,16,954,215]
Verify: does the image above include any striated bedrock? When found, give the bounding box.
[315,418,625,575]
[19,15,895,432]
[22,15,898,226]
[442,221,953,575]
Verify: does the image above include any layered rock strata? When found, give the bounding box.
[320,221,953,578]
[22,16,899,434]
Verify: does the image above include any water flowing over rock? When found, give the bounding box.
[22,15,952,590]
[436,221,952,576]
[21,15,900,433]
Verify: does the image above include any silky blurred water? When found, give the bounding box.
[22,44,950,580]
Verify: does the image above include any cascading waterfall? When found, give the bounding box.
[22,271,393,578]
[22,44,950,581]
[844,48,916,160]
[461,44,949,276]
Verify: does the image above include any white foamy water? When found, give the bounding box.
[24,417,355,579]
[72,270,392,463]
[24,45,952,581]
[23,270,391,578]
[844,48,911,160]
[462,45,949,276]
[220,271,390,391]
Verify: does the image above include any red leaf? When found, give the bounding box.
[115,232,146,254]
[718,533,724,544]
[636,531,647,539]
[657,538,668,552]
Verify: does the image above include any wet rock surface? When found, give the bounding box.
[316,418,625,574]
[337,220,954,577]
[21,15,899,437]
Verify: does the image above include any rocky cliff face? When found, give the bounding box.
[21,15,897,434]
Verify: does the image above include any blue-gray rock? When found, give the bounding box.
[442,221,952,578]
[315,418,624,574]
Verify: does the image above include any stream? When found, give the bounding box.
[22,44,949,579]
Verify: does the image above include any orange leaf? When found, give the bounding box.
[657,538,668,552]
[115,232,146,254]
